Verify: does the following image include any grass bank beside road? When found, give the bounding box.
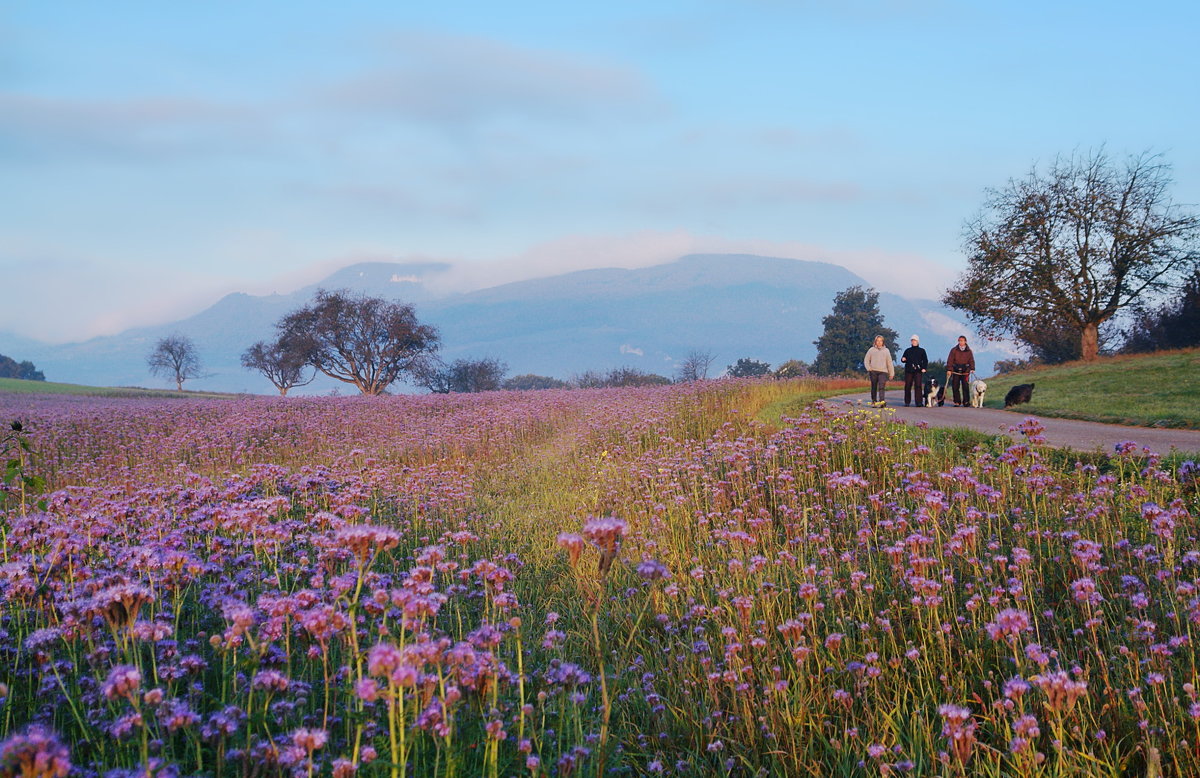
[753,376,867,425]
[980,348,1200,429]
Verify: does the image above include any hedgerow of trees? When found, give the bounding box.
[1122,268,1200,353]
[418,357,508,394]
[571,367,671,388]
[0,354,44,382]
[503,374,568,391]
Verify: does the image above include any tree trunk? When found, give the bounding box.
[1080,322,1100,362]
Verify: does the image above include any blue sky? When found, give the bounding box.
[3,0,1198,342]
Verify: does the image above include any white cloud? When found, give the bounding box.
[619,344,644,356]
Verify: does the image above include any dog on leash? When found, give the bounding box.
[922,376,945,407]
[1004,383,1035,408]
[970,379,987,408]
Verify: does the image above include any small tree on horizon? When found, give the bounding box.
[241,336,314,396]
[675,349,716,382]
[147,334,203,391]
[812,286,898,374]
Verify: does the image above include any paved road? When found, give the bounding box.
[827,392,1200,455]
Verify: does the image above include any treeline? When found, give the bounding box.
[1121,269,1200,355]
[0,354,44,381]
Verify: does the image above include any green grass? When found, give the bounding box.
[0,376,235,399]
[754,380,866,426]
[980,348,1200,429]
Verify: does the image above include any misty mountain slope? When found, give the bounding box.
[0,254,1002,393]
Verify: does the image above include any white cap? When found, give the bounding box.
[910,334,920,342]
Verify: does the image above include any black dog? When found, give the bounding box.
[1004,383,1035,408]
[923,377,945,407]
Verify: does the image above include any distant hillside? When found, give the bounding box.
[0,254,1007,394]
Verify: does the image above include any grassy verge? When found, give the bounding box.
[915,416,1198,472]
[0,377,236,398]
[758,374,1200,466]
[980,348,1200,429]
[754,379,867,426]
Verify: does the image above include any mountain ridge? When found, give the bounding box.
[1,254,1005,393]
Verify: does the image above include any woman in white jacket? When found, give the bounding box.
[863,335,895,406]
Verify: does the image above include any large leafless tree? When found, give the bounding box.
[277,289,439,395]
[944,150,1200,362]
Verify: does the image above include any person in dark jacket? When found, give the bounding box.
[900,334,928,406]
[946,335,975,406]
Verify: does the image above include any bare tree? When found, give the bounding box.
[241,336,314,396]
[277,289,439,396]
[147,334,203,391]
[944,150,1200,361]
[675,349,716,382]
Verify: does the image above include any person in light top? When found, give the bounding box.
[863,335,895,406]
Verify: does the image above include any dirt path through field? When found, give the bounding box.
[830,392,1200,455]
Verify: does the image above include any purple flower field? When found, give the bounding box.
[0,381,1196,777]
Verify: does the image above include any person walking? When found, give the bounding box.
[863,335,895,406]
[900,334,928,406]
[946,335,975,407]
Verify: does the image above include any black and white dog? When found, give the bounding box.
[1004,383,1035,408]
[922,376,945,407]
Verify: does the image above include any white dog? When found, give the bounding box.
[970,379,987,408]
